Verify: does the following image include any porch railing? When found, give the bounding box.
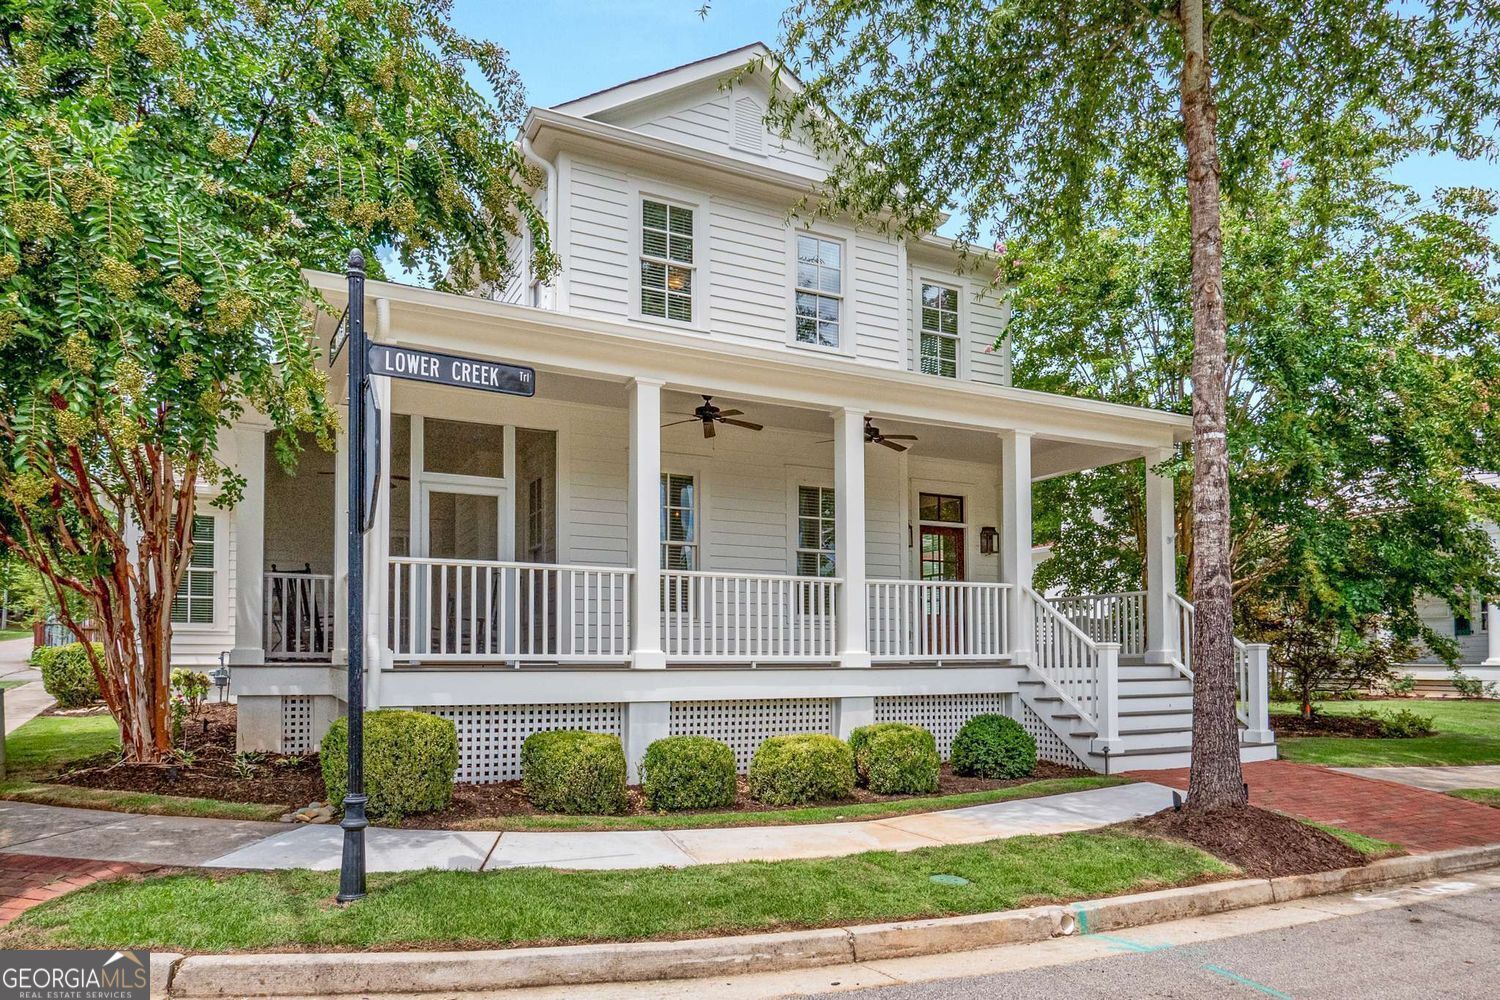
[1026,586,1111,734]
[389,558,633,662]
[265,572,334,661]
[1172,594,1254,727]
[661,571,839,662]
[1050,591,1146,657]
[866,581,1011,660]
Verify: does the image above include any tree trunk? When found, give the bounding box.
[1179,0,1246,809]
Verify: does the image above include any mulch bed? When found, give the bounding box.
[1128,804,1367,878]
[50,703,326,809]
[1270,712,1387,738]
[396,761,1096,829]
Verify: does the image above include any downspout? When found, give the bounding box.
[519,132,557,308]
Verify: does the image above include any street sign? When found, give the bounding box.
[367,344,535,397]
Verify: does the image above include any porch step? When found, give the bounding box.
[1118,663,1182,681]
[1118,692,1195,712]
[1088,741,1279,772]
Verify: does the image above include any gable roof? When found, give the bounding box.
[552,42,793,119]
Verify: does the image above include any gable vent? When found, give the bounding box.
[730,94,766,154]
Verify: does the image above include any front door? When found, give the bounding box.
[918,492,966,653]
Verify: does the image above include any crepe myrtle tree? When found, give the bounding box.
[0,0,555,762]
[769,0,1500,809]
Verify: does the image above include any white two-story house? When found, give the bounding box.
[189,45,1277,780]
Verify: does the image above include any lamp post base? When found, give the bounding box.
[336,792,369,903]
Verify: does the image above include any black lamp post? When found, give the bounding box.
[337,249,369,904]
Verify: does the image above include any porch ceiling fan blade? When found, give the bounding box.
[720,418,763,431]
[662,418,701,428]
[879,439,908,452]
[716,409,744,418]
[703,420,716,438]
[881,434,919,441]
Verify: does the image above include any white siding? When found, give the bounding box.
[967,287,1012,387]
[853,232,903,367]
[564,159,632,319]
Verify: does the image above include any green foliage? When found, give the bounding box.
[320,710,458,820]
[849,723,939,794]
[1375,707,1436,739]
[520,730,628,815]
[639,735,737,812]
[28,644,59,668]
[1449,670,1499,700]
[950,715,1037,780]
[748,734,854,806]
[170,668,209,711]
[38,642,102,709]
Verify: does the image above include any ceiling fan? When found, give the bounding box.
[662,395,764,439]
[821,417,919,452]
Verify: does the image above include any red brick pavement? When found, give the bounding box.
[1139,760,1500,853]
[0,854,159,927]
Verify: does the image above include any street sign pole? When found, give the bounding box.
[337,249,369,903]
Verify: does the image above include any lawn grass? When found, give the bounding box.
[0,780,285,821]
[1272,698,1500,766]
[2,714,121,778]
[1302,821,1403,858]
[0,679,24,690]
[1447,788,1500,807]
[0,626,31,641]
[0,829,1228,953]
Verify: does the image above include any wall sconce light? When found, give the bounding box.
[980,526,998,555]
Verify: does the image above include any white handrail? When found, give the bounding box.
[1025,585,1105,729]
[1172,593,1252,726]
[389,558,632,663]
[1051,591,1147,656]
[662,571,839,662]
[264,572,334,661]
[866,580,1011,660]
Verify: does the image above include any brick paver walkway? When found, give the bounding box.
[1140,760,1499,853]
[0,854,158,927]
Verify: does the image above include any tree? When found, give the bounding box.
[1018,142,1500,688]
[771,0,1499,809]
[0,0,554,762]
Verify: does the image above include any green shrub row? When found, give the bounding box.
[321,710,460,820]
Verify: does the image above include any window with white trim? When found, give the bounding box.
[919,282,960,378]
[661,473,697,570]
[795,486,836,577]
[171,514,216,625]
[794,234,842,348]
[640,199,694,323]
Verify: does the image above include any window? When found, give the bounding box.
[171,515,216,625]
[424,417,504,478]
[1456,614,1473,637]
[919,492,965,524]
[794,234,842,348]
[796,486,836,577]
[661,473,697,570]
[640,199,694,323]
[919,282,960,378]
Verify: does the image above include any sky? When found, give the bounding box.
[444,0,1494,238]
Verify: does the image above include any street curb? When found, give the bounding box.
[164,844,1500,997]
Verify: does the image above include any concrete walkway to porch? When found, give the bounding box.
[1332,764,1500,793]
[0,781,1178,874]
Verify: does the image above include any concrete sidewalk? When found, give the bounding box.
[1,634,54,737]
[0,782,1179,873]
[1333,764,1500,792]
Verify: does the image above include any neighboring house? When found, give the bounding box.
[1403,505,1500,684]
[197,45,1275,778]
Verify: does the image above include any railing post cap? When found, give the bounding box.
[1244,642,1271,652]
[1096,641,1122,652]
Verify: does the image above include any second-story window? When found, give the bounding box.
[919,283,960,378]
[641,199,694,323]
[795,234,842,348]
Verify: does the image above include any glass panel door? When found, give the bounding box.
[920,524,965,653]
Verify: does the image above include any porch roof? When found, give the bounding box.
[306,271,1190,479]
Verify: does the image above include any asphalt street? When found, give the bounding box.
[798,885,1499,999]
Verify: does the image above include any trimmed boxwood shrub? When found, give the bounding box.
[951,713,1037,779]
[521,730,629,815]
[29,644,62,669]
[321,710,459,820]
[748,734,855,806]
[849,722,939,794]
[640,735,737,812]
[39,642,103,709]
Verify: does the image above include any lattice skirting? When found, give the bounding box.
[873,693,1013,760]
[1021,703,1088,769]
[670,698,835,771]
[422,703,624,783]
[280,696,314,754]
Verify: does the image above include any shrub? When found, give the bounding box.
[748,734,855,806]
[951,714,1037,779]
[640,735,737,811]
[521,730,629,815]
[321,710,459,820]
[29,644,61,669]
[849,722,939,794]
[39,642,103,709]
[1384,674,1417,697]
[1378,707,1436,739]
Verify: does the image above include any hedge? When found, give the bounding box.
[748,733,855,806]
[521,730,629,815]
[321,710,459,820]
[849,722,939,794]
[640,735,737,812]
[950,714,1037,779]
[39,642,103,709]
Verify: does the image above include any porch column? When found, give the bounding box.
[1143,445,1179,664]
[999,430,1034,663]
[1486,601,1500,666]
[229,426,267,664]
[834,407,870,668]
[332,424,349,665]
[628,377,666,669]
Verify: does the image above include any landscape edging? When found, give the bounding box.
[163,844,1500,998]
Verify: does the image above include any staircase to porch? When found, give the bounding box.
[1016,590,1278,772]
